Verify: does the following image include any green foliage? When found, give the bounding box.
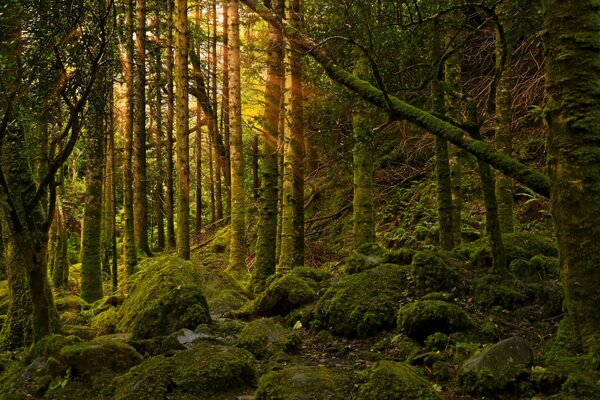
[410,250,461,296]
[473,275,526,310]
[357,361,441,400]
[255,366,351,400]
[314,264,410,338]
[397,300,472,342]
[345,244,414,274]
[90,307,118,335]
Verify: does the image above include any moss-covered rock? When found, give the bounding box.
[55,295,91,313]
[129,334,186,357]
[236,318,301,359]
[92,294,125,314]
[255,366,351,400]
[459,336,533,393]
[397,300,472,342]
[345,244,414,274]
[117,256,211,339]
[473,275,527,310]
[240,267,332,318]
[113,342,255,399]
[357,361,441,400]
[91,307,118,335]
[456,232,557,269]
[314,264,410,338]
[59,338,143,378]
[410,250,461,295]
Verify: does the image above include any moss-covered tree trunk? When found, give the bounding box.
[175,0,191,260]
[252,0,284,292]
[165,0,177,250]
[279,0,305,270]
[123,0,137,275]
[227,0,247,276]
[218,0,229,224]
[352,55,376,248]
[152,5,165,250]
[133,0,151,257]
[544,0,600,358]
[432,22,455,250]
[80,69,106,303]
[468,106,507,274]
[495,23,515,234]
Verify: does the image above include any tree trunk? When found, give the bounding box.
[352,55,376,248]
[175,0,191,260]
[221,0,231,222]
[544,0,600,358]
[123,0,137,275]
[165,0,177,250]
[252,0,284,292]
[133,0,151,256]
[153,5,166,250]
[227,0,247,276]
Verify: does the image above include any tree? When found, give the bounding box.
[543,0,600,359]
[252,0,285,291]
[175,0,191,260]
[165,0,177,250]
[133,0,152,256]
[227,0,247,276]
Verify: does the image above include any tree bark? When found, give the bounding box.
[165,0,177,250]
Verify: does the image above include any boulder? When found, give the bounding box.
[410,250,461,295]
[117,256,211,339]
[241,267,332,318]
[235,318,301,359]
[459,336,533,393]
[397,300,472,342]
[357,361,441,400]
[113,342,255,400]
[255,366,350,400]
[314,264,409,338]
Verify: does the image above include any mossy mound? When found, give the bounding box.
[195,263,248,317]
[92,294,125,314]
[113,342,255,399]
[117,256,211,339]
[314,264,410,338]
[240,267,332,318]
[236,318,302,359]
[345,244,414,274]
[473,275,526,310]
[410,250,462,295]
[456,232,557,269]
[255,366,351,400]
[459,336,533,393]
[357,361,442,400]
[59,338,143,379]
[397,300,472,342]
[55,295,90,313]
[91,307,118,335]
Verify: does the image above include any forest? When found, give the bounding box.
[0,0,599,398]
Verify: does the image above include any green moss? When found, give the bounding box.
[91,307,118,335]
[391,335,422,361]
[357,361,441,400]
[54,296,90,313]
[397,300,472,342]
[314,264,410,338]
[236,318,301,359]
[128,334,186,357]
[0,280,10,315]
[114,342,255,399]
[345,245,415,274]
[456,232,557,269]
[255,366,351,400]
[473,275,526,310]
[410,250,461,295]
[117,256,211,339]
[240,267,331,318]
[59,338,143,379]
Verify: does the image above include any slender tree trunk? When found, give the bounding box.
[165,0,177,250]
[279,0,305,270]
[175,0,191,260]
[227,0,247,276]
[544,0,600,358]
[153,5,166,250]
[123,0,137,274]
[432,21,454,251]
[468,105,507,274]
[209,128,216,224]
[133,0,152,256]
[108,96,118,290]
[81,49,107,303]
[195,104,203,234]
[252,0,284,292]
[352,55,376,248]
[495,21,515,234]
[252,134,260,199]
[221,0,230,221]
